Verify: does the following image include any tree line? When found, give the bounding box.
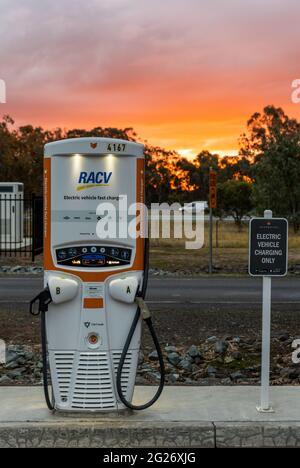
[1,105,300,230]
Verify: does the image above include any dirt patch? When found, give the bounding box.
[1,304,300,348]
[1,305,300,386]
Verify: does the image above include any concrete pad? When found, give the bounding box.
[1,385,300,423]
[1,386,300,447]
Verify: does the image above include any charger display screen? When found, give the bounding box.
[82,254,106,266]
[55,246,132,268]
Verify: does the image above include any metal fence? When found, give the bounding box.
[0,194,43,261]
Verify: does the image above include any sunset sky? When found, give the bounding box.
[1,0,300,158]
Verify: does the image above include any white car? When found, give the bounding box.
[179,201,208,213]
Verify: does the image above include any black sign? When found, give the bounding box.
[249,218,288,276]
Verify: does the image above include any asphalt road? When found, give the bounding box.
[0,276,300,306]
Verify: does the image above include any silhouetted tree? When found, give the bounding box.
[240,105,300,231]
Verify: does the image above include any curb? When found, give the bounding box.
[215,422,300,448]
[2,421,300,448]
[0,421,214,448]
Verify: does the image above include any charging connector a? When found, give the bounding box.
[135,297,151,320]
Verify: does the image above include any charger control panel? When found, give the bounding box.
[55,245,132,268]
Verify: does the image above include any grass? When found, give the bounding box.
[209,357,260,371]
[150,219,300,248]
[149,220,300,273]
[1,220,300,274]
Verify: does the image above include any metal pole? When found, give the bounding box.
[257,209,274,413]
[209,207,213,274]
[31,193,35,262]
[259,275,272,411]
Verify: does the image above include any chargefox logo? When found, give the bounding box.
[77,171,112,191]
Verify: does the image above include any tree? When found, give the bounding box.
[240,105,300,231]
[65,126,137,141]
[218,155,253,183]
[177,151,219,202]
[0,116,47,195]
[0,116,182,200]
[217,180,253,227]
[144,145,178,204]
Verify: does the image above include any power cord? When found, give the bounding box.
[116,238,165,410]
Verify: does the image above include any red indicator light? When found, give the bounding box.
[88,334,98,345]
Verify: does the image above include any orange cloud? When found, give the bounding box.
[1,0,300,156]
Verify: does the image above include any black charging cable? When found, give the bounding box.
[116,238,165,410]
[30,288,54,411]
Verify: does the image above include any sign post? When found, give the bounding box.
[209,170,217,274]
[249,210,288,412]
[261,274,272,412]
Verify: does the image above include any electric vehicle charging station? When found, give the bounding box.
[30,138,164,413]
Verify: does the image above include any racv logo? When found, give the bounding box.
[77,171,112,191]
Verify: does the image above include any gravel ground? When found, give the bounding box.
[2,264,300,276]
[1,305,300,386]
